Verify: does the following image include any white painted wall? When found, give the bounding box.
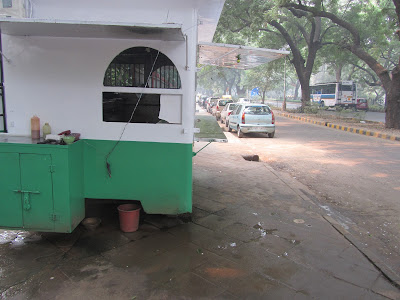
[2,1,202,144]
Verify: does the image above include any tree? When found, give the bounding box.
[243,61,282,103]
[281,0,400,128]
[197,66,244,96]
[215,0,333,109]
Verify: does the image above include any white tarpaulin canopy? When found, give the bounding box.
[198,42,290,70]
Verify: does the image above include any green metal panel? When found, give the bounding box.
[84,140,193,214]
[49,146,74,232]
[20,154,54,231]
[0,138,192,232]
[0,153,22,227]
[67,141,85,230]
[0,141,86,232]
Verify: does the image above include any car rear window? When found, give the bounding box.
[228,104,237,110]
[219,100,233,106]
[244,106,271,115]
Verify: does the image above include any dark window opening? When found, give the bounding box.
[103,92,162,124]
[103,47,181,89]
[2,0,12,8]
[339,84,353,92]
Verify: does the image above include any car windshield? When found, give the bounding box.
[244,106,271,115]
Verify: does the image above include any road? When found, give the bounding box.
[265,100,386,123]
[217,115,400,275]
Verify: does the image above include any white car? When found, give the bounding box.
[228,104,275,138]
[220,103,238,125]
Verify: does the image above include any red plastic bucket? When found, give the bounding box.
[117,204,141,232]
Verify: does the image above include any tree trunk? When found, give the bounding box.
[236,84,246,97]
[262,90,266,104]
[347,65,356,80]
[385,61,400,128]
[300,83,311,109]
[335,63,343,82]
[294,80,300,100]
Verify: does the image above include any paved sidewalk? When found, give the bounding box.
[1,142,399,299]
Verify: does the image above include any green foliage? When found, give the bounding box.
[197,66,244,95]
[369,104,385,112]
[242,60,283,99]
[303,105,320,114]
[210,0,398,114]
[352,111,367,121]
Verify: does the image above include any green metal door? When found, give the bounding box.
[0,153,23,227]
[20,154,54,231]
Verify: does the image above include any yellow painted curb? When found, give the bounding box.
[275,112,400,142]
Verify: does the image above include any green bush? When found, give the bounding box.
[369,104,385,112]
[352,111,367,120]
[304,105,320,114]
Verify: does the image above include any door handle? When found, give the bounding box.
[13,190,40,211]
[13,190,40,194]
[23,192,31,211]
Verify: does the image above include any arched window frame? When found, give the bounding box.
[102,47,183,124]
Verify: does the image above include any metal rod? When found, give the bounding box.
[194,142,212,155]
[283,56,287,111]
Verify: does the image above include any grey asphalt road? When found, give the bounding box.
[222,115,400,276]
[265,101,386,123]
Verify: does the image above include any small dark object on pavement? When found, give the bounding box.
[242,154,260,161]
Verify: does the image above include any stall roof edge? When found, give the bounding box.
[0,18,185,41]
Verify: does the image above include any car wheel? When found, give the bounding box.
[237,127,244,138]
[267,131,275,138]
[228,122,232,132]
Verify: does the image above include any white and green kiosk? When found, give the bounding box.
[0,0,288,232]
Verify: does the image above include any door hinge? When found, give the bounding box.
[50,214,58,221]
[49,165,55,173]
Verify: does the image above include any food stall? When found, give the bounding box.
[0,0,288,233]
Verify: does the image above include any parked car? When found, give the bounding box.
[228,104,275,138]
[212,99,233,120]
[356,98,369,111]
[206,97,219,113]
[238,98,251,104]
[220,103,238,125]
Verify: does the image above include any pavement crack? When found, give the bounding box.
[323,215,400,291]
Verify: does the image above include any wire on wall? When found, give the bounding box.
[105,50,160,178]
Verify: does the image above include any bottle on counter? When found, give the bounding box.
[42,122,51,139]
[31,115,40,139]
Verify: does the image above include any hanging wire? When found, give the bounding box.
[105,50,160,177]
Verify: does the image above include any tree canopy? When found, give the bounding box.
[207,0,400,128]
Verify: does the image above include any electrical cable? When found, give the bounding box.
[105,50,160,177]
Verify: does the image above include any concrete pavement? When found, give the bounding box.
[0,140,399,299]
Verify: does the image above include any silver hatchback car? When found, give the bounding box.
[228,104,275,138]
